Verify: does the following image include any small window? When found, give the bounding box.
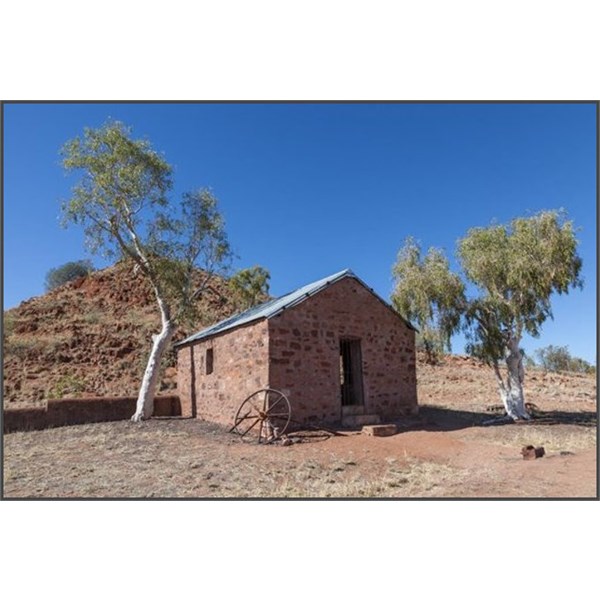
[206,348,214,375]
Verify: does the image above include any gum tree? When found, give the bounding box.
[391,211,582,421]
[458,211,582,420]
[61,121,231,421]
[391,237,465,363]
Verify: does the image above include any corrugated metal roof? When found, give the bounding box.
[175,268,415,347]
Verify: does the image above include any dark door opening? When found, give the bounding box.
[340,339,364,406]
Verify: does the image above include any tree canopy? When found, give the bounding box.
[391,237,464,363]
[458,210,582,363]
[228,266,271,311]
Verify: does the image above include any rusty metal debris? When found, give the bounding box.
[521,445,545,460]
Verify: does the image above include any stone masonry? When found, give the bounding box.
[178,320,269,423]
[177,275,417,429]
[268,277,416,426]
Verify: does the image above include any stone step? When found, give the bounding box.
[341,413,381,428]
[362,424,397,437]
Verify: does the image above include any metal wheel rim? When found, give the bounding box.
[232,388,291,443]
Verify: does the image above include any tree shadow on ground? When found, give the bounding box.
[408,405,597,433]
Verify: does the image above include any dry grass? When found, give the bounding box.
[2,420,471,498]
[268,456,465,498]
[5,333,73,359]
[417,355,597,414]
[7,416,592,498]
[463,423,597,454]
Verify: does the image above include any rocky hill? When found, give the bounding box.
[3,261,239,407]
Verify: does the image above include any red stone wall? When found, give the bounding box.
[177,320,269,427]
[268,277,417,425]
[3,395,180,433]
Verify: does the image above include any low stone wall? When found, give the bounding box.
[3,395,181,433]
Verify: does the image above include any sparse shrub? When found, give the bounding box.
[415,333,446,364]
[3,312,16,339]
[82,309,103,324]
[569,357,596,376]
[5,337,42,359]
[47,374,86,399]
[45,260,95,291]
[6,334,71,360]
[535,345,595,374]
[523,353,537,369]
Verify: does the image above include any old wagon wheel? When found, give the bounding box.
[232,388,291,444]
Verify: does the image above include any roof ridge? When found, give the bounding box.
[175,269,354,346]
[175,268,415,347]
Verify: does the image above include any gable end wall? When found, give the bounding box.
[267,277,417,425]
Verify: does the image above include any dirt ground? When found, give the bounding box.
[3,356,596,498]
[3,405,596,499]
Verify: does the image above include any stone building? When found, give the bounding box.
[176,269,418,429]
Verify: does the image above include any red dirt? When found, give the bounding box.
[3,399,595,497]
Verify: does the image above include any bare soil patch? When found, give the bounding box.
[3,408,595,498]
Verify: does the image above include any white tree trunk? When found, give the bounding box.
[499,337,531,421]
[131,319,175,422]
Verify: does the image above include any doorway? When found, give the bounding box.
[339,339,364,406]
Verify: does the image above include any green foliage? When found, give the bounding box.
[5,334,70,360]
[60,121,232,323]
[81,309,103,325]
[45,260,94,291]
[3,312,16,338]
[459,210,583,363]
[148,189,232,319]
[228,266,271,311]
[61,121,173,259]
[391,211,583,375]
[391,237,465,363]
[47,374,86,399]
[5,337,37,359]
[535,345,595,374]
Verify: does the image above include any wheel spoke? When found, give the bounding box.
[236,414,260,423]
[239,418,260,437]
[246,397,262,414]
[267,395,284,411]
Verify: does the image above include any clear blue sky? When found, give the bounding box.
[3,102,597,363]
